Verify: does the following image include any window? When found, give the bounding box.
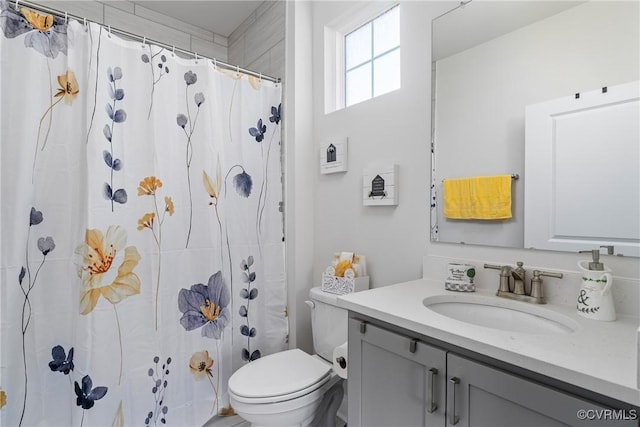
[344,5,400,107]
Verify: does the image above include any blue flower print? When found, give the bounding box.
[178,271,230,339]
[249,119,266,143]
[103,66,128,211]
[107,66,123,83]
[141,47,170,119]
[48,345,74,375]
[0,3,68,58]
[194,92,205,107]
[184,70,197,86]
[269,104,281,125]
[240,256,261,362]
[74,375,108,410]
[29,207,43,226]
[176,114,188,129]
[233,171,252,198]
[37,236,55,256]
[177,70,204,248]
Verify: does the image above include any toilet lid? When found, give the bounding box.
[228,349,331,401]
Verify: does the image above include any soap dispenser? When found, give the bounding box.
[576,249,615,321]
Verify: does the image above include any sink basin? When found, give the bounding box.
[423,294,580,334]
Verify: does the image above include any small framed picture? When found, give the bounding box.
[320,138,348,174]
[363,164,399,206]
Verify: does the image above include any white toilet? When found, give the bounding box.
[228,287,348,427]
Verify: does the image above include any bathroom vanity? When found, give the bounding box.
[338,280,639,426]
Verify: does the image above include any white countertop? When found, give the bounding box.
[337,279,640,406]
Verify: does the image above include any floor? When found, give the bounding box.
[202,414,347,427]
[203,415,250,427]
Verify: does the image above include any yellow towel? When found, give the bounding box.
[443,175,512,220]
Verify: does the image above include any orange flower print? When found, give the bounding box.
[137,212,155,231]
[32,68,80,178]
[75,226,140,385]
[189,351,214,381]
[138,176,173,330]
[164,197,175,216]
[55,70,79,105]
[138,176,163,196]
[75,226,141,315]
[189,350,219,415]
[21,8,54,32]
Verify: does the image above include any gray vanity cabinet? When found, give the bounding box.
[348,317,638,427]
[447,353,636,427]
[348,319,447,426]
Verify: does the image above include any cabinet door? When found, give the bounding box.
[348,318,447,427]
[447,353,638,427]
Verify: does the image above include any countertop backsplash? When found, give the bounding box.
[423,254,640,318]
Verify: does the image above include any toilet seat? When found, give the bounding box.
[228,349,332,404]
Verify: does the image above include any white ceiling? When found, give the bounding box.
[433,1,585,61]
[134,1,264,37]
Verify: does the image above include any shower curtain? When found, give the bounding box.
[0,2,288,426]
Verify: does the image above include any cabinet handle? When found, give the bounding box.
[448,377,460,425]
[359,321,367,334]
[427,368,438,413]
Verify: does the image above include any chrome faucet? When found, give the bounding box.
[484,262,563,304]
[511,261,526,295]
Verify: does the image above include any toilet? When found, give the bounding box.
[228,287,348,427]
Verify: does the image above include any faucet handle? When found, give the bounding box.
[484,264,512,293]
[529,270,563,303]
[600,245,614,255]
[484,264,512,275]
[534,270,563,279]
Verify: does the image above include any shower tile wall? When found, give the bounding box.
[227,1,285,79]
[30,0,228,61]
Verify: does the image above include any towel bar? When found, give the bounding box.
[442,174,519,182]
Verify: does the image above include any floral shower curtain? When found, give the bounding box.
[0,2,287,426]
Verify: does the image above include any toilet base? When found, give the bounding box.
[231,375,343,427]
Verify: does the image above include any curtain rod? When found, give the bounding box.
[7,0,281,83]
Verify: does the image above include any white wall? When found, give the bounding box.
[284,1,315,353]
[310,1,449,291]
[31,0,228,60]
[304,0,640,332]
[435,1,640,247]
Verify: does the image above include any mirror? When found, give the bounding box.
[430,0,640,256]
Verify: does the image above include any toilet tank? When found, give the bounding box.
[308,287,348,362]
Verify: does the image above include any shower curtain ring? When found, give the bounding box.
[195,52,199,63]
[83,17,87,27]
[172,45,175,56]
[107,25,112,37]
[14,0,19,11]
[213,58,217,69]
[142,36,146,48]
[64,12,68,24]
[236,65,240,77]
